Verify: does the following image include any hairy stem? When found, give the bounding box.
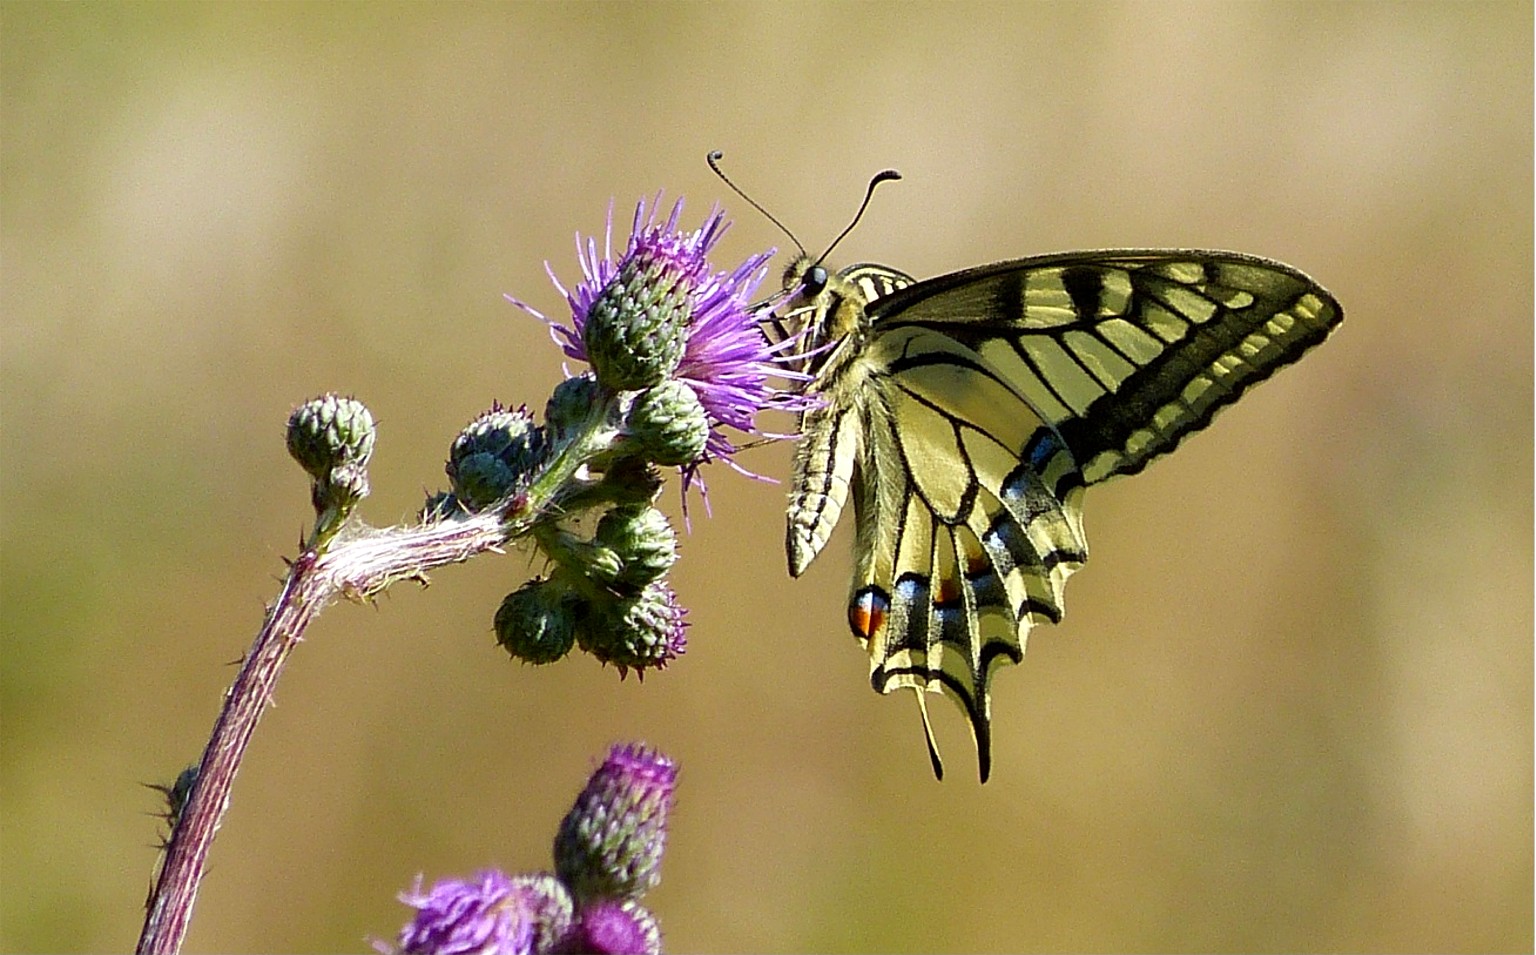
[137,404,615,954]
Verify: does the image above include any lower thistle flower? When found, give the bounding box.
[558,899,660,955]
[382,745,675,955]
[386,870,537,955]
[553,743,678,903]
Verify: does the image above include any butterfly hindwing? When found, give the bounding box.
[783,251,1342,781]
[846,322,1090,781]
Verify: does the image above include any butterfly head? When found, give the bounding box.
[784,253,830,301]
[781,253,869,357]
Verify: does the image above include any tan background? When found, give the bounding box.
[2,3,1530,952]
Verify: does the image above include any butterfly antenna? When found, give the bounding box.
[813,168,902,269]
[707,150,806,257]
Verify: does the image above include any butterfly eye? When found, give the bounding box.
[802,265,829,298]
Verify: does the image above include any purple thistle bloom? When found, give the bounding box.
[386,870,535,955]
[509,195,804,497]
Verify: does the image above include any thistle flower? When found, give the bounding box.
[382,746,675,954]
[508,196,796,488]
[386,870,536,955]
[553,743,678,902]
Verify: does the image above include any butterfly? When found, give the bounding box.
[776,242,1343,782]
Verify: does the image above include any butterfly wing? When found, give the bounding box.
[867,250,1343,483]
[788,251,1342,781]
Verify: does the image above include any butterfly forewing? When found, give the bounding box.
[784,250,1342,781]
[867,251,1342,484]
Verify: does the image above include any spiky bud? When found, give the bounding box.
[553,743,677,902]
[626,380,709,467]
[495,579,579,666]
[577,581,686,677]
[287,395,376,519]
[594,505,677,593]
[287,393,376,482]
[447,405,546,509]
[581,245,703,391]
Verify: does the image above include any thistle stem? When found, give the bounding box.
[137,409,612,954]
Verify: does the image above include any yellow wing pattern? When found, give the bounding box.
[785,251,1342,781]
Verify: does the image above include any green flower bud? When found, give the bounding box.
[449,453,517,511]
[495,579,579,666]
[578,580,686,677]
[595,505,677,592]
[545,373,604,438]
[581,250,694,390]
[626,380,709,467]
[447,404,546,502]
[444,405,546,510]
[287,395,375,525]
[286,394,376,483]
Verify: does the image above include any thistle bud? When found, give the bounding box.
[626,380,709,467]
[286,394,376,482]
[553,743,677,902]
[495,579,579,666]
[594,505,677,593]
[581,249,698,391]
[577,581,686,677]
[447,405,546,509]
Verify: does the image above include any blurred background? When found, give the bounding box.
[2,3,1529,952]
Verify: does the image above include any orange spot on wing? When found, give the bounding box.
[964,548,989,576]
[848,589,888,641]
